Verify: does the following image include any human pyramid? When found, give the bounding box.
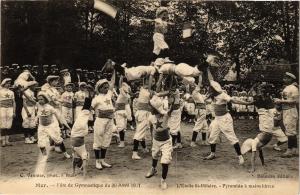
[0,5,298,190]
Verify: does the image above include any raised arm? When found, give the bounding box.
[119,75,124,89]
[155,74,164,93]
[207,68,214,81]
[109,70,116,91]
[197,72,203,88]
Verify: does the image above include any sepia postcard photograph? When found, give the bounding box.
[0,0,299,194]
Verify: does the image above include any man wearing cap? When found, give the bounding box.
[2,66,9,79]
[190,75,209,147]
[74,82,89,120]
[61,82,75,137]
[32,65,40,82]
[22,81,38,144]
[50,64,58,75]
[41,75,61,111]
[72,68,82,84]
[167,86,183,149]
[152,6,176,59]
[36,91,71,159]
[132,78,154,160]
[145,79,172,190]
[42,65,49,83]
[0,78,15,146]
[11,63,21,81]
[41,75,64,150]
[115,76,132,148]
[91,70,116,170]
[203,68,247,164]
[274,72,299,158]
[60,69,72,85]
[14,69,36,89]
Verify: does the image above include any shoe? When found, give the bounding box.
[173,145,178,149]
[238,155,244,165]
[5,137,12,146]
[55,146,63,153]
[63,152,72,159]
[88,126,94,133]
[49,146,55,151]
[101,160,112,168]
[281,149,293,158]
[145,167,157,178]
[1,136,6,147]
[25,137,34,144]
[112,134,120,144]
[190,142,197,147]
[203,153,216,160]
[5,141,12,146]
[96,160,103,170]
[176,143,183,149]
[30,136,37,143]
[132,152,142,160]
[273,144,281,151]
[118,141,125,148]
[292,148,299,156]
[160,179,168,190]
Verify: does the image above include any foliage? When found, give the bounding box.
[1,0,298,79]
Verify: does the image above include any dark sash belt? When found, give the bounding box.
[154,128,170,142]
[214,104,228,116]
[137,102,153,112]
[195,103,206,109]
[115,103,126,111]
[97,110,114,119]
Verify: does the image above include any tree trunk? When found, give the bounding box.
[234,54,240,81]
[38,4,47,64]
[284,2,292,62]
[292,2,299,63]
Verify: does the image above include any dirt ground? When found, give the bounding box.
[0,119,299,195]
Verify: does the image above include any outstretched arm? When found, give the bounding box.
[109,70,116,91]
[274,97,299,105]
[231,98,253,105]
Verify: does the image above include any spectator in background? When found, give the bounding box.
[41,65,49,84]
[11,63,21,81]
[224,64,237,82]
[50,64,59,75]
[2,66,9,79]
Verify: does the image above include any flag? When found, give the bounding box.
[94,0,118,19]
